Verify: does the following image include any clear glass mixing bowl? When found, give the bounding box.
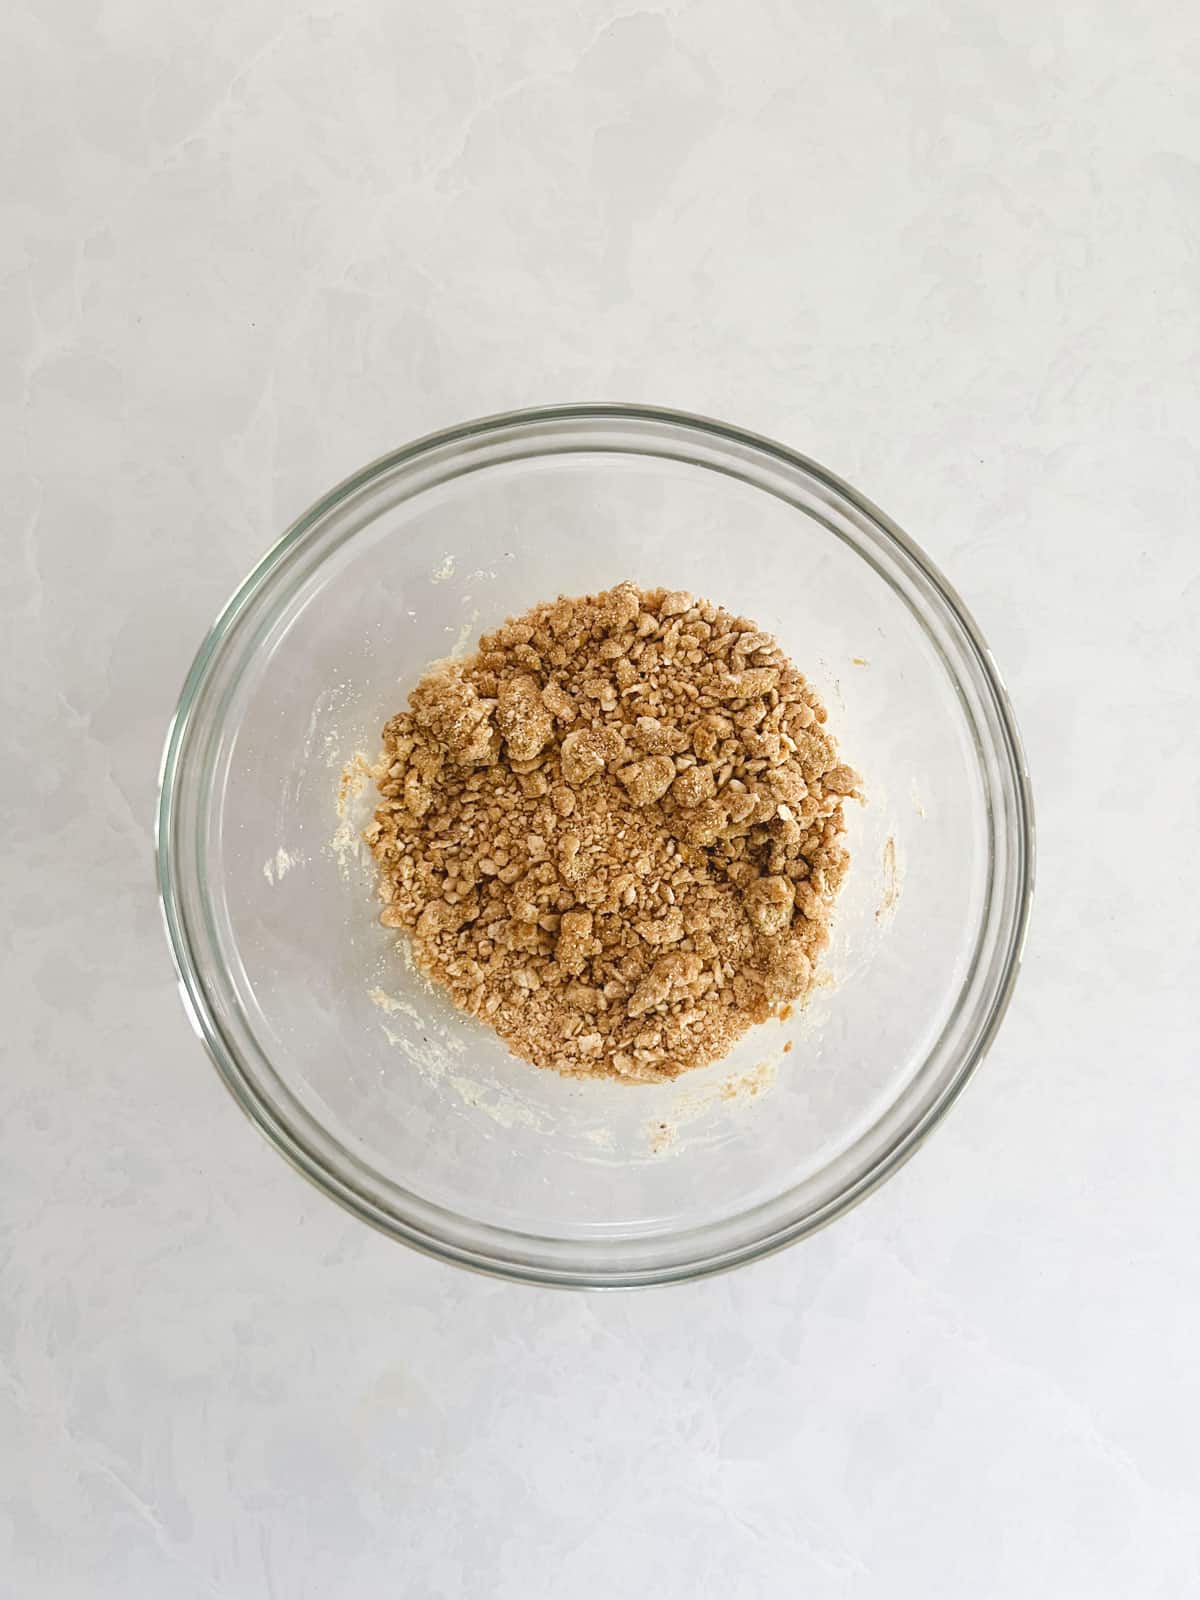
[157,405,1033,1287]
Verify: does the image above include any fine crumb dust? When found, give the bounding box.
[365,582,860,1083]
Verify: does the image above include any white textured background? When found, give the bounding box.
[3,2,1199,1595]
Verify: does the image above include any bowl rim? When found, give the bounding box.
[157,401,1035,1288]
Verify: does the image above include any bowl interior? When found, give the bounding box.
[164,412,1027,1283]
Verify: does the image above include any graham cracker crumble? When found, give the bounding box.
[364,582,860,1082]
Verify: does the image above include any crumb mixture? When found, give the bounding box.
[365,583,859,1081]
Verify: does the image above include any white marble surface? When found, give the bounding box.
[3,1,1199,1594]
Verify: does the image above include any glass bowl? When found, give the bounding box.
[157,404,1033,1287]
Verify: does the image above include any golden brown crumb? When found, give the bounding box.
[364,582,860,1082]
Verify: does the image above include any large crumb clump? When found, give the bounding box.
[365,583,859,1082]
